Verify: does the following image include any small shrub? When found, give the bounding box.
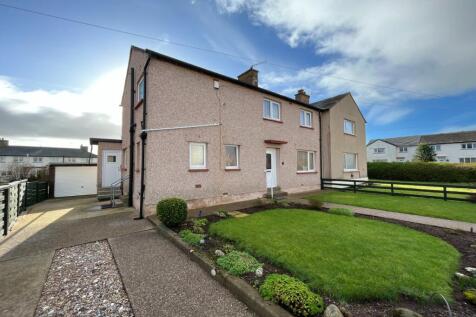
[215,209,229,218]
[216,251,261,276]
[459,276,476,289]
[259,274,324,317]
[179,229,204,246]
[223,243,235,254]
[156,198,187,227]
[328,208,354,217]
[192,218,208,233]
[463,289,476,305]
[308,199,323,210]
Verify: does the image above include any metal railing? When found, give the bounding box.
[110,175,129,207]
[322,178,476,202]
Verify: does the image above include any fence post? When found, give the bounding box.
[16,183,21,216]
[443,186,447,201]
[4,187,9,236]
[35,182,39,205]
[391,183,394,196]
[353,180,357,193]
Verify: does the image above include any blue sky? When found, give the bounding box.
[1,0,475,147]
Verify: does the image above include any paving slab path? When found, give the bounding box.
[0,197,253,317]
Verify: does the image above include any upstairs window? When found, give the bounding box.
[344,153,357,171]
[399,147,408,153]
[430,145,441,152]
[373,148,385,154]
[137,78,145,102]
[344,119,355,135]
[189,143,207,169]
[224,145,239,169]
[462,143,475,149]
[263,99,281,121]
[33,157,43,163]
[297,151,315,172]
[299,110,312,128]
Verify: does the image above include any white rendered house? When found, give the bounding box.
[367,130,476,163]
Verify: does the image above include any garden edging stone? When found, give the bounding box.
[147,215,293,317]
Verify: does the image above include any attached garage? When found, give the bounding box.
[49,164,97,198]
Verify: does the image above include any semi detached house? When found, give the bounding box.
[117,47,367,215]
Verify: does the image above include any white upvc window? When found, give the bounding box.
[373,148,385,154]
[399,147,408,153]
[297,150,315,172]
[462,143,475,149]
[33,157,43,163]
[344,119,355,135]
[13,156,24,163]
[430,145,441,152]
[263,99,281,121]
[299,110,312,127]
[189,142,207,169]
[224,145,239,169]
[137,77,145,102]
[344,153,358,171]
[460,157,476,163]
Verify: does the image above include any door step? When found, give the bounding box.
[263,187,288,200]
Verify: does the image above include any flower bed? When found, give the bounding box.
[166,204,475,317]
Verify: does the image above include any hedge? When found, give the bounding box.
[368,162,476,183]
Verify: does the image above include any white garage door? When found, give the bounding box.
[54,166,97,197]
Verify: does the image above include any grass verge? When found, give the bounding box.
[307,190,476,223]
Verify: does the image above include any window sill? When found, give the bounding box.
[134,99,143,109]
[225,168,241,171]
[343,169,359,172]
[263,117,283,124]
[300,125,313,130]
[189,168,209,172]
[296,171,318,174]
[344,132,356,136]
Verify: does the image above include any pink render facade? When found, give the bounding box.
[120,47,324,215]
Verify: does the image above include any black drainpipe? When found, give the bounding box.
[318,111,323,186]
[138,56,151,219]
[128,67,135,207]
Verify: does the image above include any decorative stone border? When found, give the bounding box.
[147,215,292,317]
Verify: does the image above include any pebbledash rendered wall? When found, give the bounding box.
[121,48,321,215]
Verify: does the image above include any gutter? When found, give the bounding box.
[138,55,151,219]
[318,111,323,186]
[128,67,135,207]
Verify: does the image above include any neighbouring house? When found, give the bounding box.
[0,138,97,182]
[98,46,367,215]
[312,93,367,180]
[367,130,476,163]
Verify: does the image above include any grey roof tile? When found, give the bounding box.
[0,146,97,158]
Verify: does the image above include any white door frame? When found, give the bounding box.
[265,148,278,188]
[102,150,122,187]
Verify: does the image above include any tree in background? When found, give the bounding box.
[414,144,436,162]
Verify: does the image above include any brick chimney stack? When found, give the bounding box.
[295,89,310,104]
[80,145,88,152]
[0,138,9,147]
[237,68,258,86]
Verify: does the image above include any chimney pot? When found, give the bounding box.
[295,89,310,104]
[237,68,258,86]
[0,138,9,147]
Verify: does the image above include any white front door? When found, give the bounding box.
[102,150,122,187]
[265,148,277,188]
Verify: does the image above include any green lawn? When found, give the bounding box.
[210,209,459,301]
[307,190,476,223]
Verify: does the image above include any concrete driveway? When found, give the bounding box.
[0,197,253,317]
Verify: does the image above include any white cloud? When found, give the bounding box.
[439,124,476,133]
[0,68,125,147]
[215,0,476,124]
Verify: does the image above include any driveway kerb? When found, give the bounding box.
[147,215,292,317]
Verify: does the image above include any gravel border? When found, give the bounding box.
[35,240,134,317]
